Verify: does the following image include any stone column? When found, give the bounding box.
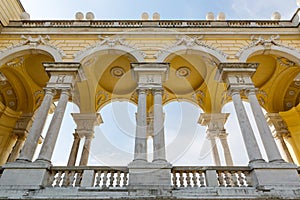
[133,89,148,162]
[18,88,55,162]
[7,114,34,162]
[79,134,94,166]
[246,89,283,162]
[266,113,294,163]
[36,90,70,163]
[199,113,233,166]
[67,132,81,166]
[219,133,234,166]
[230,89,264,162]
[153,89,167,163]
[215,63,265,164]
[72,113,102,166]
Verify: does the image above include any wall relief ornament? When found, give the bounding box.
[236,35,299,58]
[73,35,146,59]
[154,35,228,59]
[0,35,66,58]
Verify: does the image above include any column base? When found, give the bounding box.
[0,161,51,190]
[127,161,172,196]
[249,161,300,189]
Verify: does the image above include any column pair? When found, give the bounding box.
[67,113,102,166]
[215,63,283,164]
[131,62,169,163]
[133,88,166,163]
[199,113,233,166]
[18,62,84,164]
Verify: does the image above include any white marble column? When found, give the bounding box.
[153,89,166,163]
[79,134,94,166]
[246,89,283,162]
[199,113,233,166]
[18,88,55,162]
[134,89,148,162]
[36,90,70,163]
[207,134,221,166]
[219,133,234,166]
[72,113,102,166]
[230,89,264,163]
[266,113,294,163]
[67,132,81,166]
[7,114,34,162]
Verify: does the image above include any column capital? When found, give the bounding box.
[43,62,85,90]
[199,113,230,129]
[215,62,258,91]
[131,62,169,90]
[266,113,291,138]
[72,113,103,133]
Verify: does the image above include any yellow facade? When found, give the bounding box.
[0,0,300,165]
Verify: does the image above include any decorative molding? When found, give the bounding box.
[176,67,191,78]
[5,56,24,67]
[0,35,66,58]
[276,57,296,67]
[74,35,146,59]
[96,90,109,106]
[236,35,298,58]
[192,90,206,106]
[110,66,125,78]
[154,35,228,60]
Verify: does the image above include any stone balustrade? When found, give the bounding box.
[46,166,254,189]
[8,20,293,28]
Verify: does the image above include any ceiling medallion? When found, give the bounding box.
[110,66,125,78]
[176,67,191,78]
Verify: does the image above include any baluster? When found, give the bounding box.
[224,171,232,187]
[116,171,121,187]
[231,171,238,187]
[48,170,56,187]
[244,171,253,187]
[192,171,198,187]
[68,171,76,187]
[75,171,82,187]
[123,171,128,187]
[199,172,205,187]
[54,171,63,187]
[179,171,184,187]
[62,171,70,187]
[186,172,191,187]
[217,171,225,187]
[95,171,102,187]
[102,171,108,189]
[172,171,178,188]
[237,171,245,187]
[109,171,115,187]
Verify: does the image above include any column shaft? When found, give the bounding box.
[134,89,147,161]
[231,90,264,163]
[153,89,166,162]
[18,89,54,161]
[67,133,81,166]
[37,90,70,163]
[79,135,93,166]
[220,137,234,166]
[247,90,283,162]
[7,138,26,162]
[210,137,221,166]
[277,136,294,163]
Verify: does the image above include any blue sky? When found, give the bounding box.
[20,0,298,20]
[23,0,294,166]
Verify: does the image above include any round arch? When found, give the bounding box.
[74,45,145,63]
[0,45,64,65]
[156,45,228,63]
[238,45,300,65]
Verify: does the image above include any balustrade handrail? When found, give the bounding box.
[7,20,294,28]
